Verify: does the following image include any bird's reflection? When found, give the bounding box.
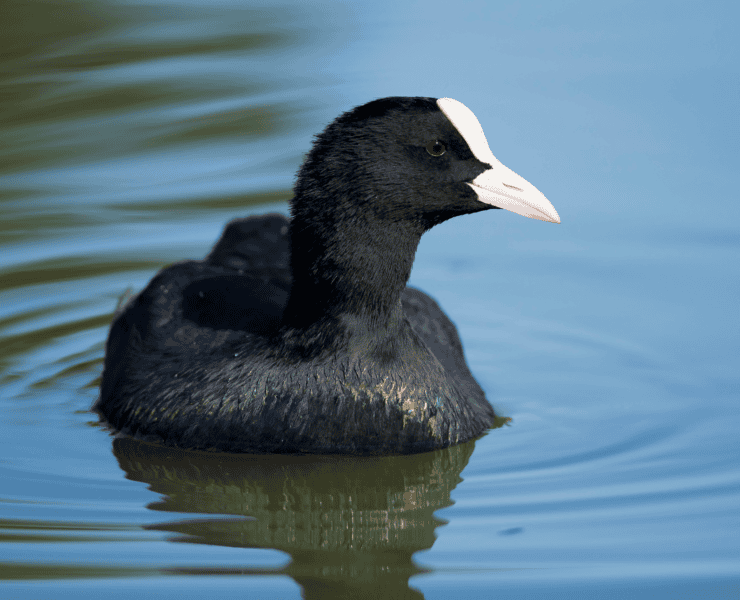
[112,436,480,599]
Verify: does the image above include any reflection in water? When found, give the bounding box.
[0,0,304,175]
[113,437,479,599]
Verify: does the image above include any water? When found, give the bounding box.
[1,0,739,597]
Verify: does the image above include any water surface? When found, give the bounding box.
[1,0,739,598]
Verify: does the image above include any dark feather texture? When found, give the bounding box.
[96,97,497,454]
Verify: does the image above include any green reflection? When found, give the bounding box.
[113,436,482,599]
[0,314,109,362]
[0,521,148,544]
[0,0,308,176]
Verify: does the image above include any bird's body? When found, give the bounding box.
[96,96,558,454]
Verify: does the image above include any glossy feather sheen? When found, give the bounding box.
[96,96,554,455]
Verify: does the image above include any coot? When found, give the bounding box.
[96,97,559,455]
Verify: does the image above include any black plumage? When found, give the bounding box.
[96,96,535,454]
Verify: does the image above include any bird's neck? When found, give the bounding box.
[281,208,424,334]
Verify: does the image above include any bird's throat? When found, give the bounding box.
[281,213,423,333]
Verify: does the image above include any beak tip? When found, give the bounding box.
[541,204,560,224]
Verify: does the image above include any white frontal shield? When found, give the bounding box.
[438,97,560,224]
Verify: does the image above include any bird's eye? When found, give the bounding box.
[426,140,446,157]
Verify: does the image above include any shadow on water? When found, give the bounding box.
[112,436,480,599]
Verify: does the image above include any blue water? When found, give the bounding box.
[1,0,739,597]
